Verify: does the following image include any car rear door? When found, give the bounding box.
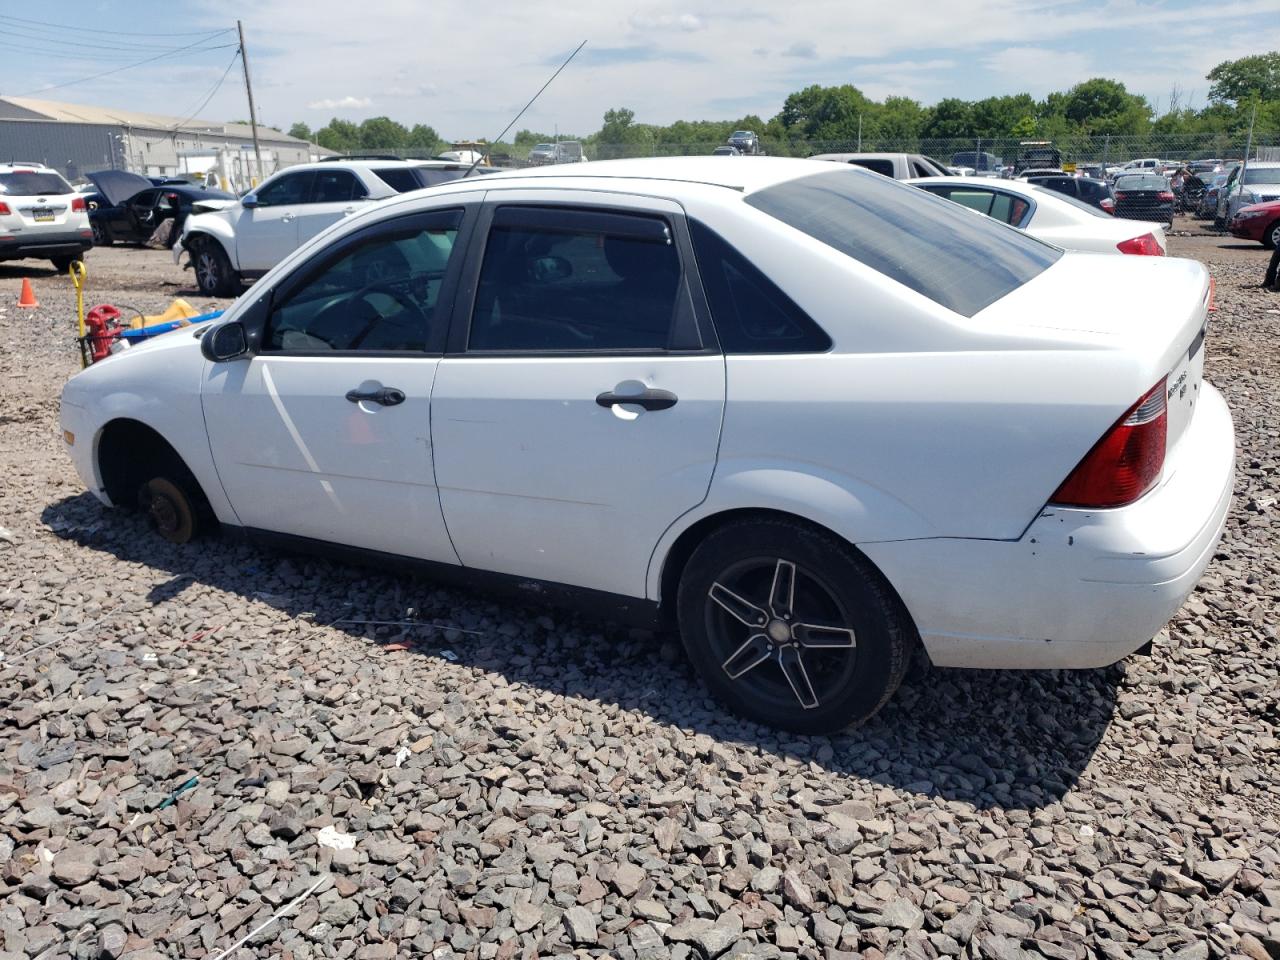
[297,169,372,246]
[202,201,477,561]
[237,171,312,272]
[430,193,726,598]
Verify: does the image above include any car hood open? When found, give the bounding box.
[86,170,153,207]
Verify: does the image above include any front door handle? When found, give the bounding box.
[345,386,406,406]
[596,388,678,411]
[281,212,296,223]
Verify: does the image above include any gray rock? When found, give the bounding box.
[562,905,598,944]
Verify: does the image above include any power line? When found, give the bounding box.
[0,13,231,38]
[16,37,239,97]
[167,50,242,133]
[0,23,233,54]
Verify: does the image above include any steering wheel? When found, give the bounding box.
[341,279,422,350]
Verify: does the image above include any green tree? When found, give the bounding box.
[406,124,440,151]
[1011,115,1038,138]
[776,84,873,141]
[873,96,927,142]
[1206,52,1280,104]
[920,98,973,138]
[358,116,410,150]
[314,118,360,153]
[1060,78,1150,134]
[287,122,313,141]
[968,94,1036,137]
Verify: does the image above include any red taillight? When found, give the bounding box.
[1116,232,1163,256]
[1157,191,1175,202]
[71,196,86,212]
[1051,379,1167,508]
[1099,198,1115,214]
[0,202,10,215]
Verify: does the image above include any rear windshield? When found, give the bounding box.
[1115,176,1168,190]
[0,172,73,195]
[845,158,895,177]
[746,169,1061,317]
[1031,185,1111,218]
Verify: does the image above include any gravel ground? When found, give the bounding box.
[2,226,1279,960]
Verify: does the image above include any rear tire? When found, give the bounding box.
[676,518,914,733]
[50,255,81,273]
[192,237,237,297]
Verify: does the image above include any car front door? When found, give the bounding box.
[201,201,476,562]
[297,169,372,247]
[430,195,726,598]
[236,171,313,273]
[124,189,159,239]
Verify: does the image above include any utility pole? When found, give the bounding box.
[237,19,264,185]
[857,114,862,151]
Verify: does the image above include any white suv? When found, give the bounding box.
[0,163,93,271]
[177,159,487,296]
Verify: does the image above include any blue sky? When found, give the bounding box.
[3,1,1277,139]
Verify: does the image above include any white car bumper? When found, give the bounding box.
[864,381,1235,669]
[58,398,110,505]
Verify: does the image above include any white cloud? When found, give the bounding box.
[628,11,704,31]
[306,95,372,110]
[782,41,817,59]
[983,47,1094,92]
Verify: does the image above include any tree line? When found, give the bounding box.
[284,52,1279,156]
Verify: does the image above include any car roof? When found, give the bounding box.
[410,156,852,199]
[808,152,917,161]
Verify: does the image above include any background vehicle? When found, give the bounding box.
[553,141,588,163]
[910,176,1164,254]
[1199,172,1232,218]
[951,151,1003,177]
[0,162,92,271]
[1014,141,1061,174]
[1117,158,1164,176]
[1217,161,1280,225]
[1020,173,1115,213]
[727,130,760,155]
[527,143,558,165]
[711,146,742,156]
[1113,174,1175,228]
[61,157,1232,734]
[86,172,234,246]
[178,159,466,296]
[1228,199,1280,248]
[810,152,947,179]
[946,166,975,177]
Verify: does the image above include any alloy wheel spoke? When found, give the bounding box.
[792,622,857,649]
[777,645,819,710]
[722,633,772,679]
[709,582,769,628]
[768,559,796,618]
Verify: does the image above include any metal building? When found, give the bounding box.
[0,96,322,190]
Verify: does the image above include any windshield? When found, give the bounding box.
[731,131,752,138]
[534,144,554,151]
[1242,167,1280,185]
[747,169,1061,317]
[0,171,73,195]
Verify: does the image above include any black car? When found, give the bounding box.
[1022,174,1115,214]
[1112,174,1176,228]
[727,130,760,155]
[85,170,234,245]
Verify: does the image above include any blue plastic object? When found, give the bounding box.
[119,309,224,343]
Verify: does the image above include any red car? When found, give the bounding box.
[1228,199,1280,248]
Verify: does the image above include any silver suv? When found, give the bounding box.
[0,163,93,271]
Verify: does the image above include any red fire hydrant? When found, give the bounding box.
[83,304,124,364]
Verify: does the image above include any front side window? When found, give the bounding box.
[468,206,692,352]
[263,210,463,352]
[749,169,1060,317]
[255,173,312,207]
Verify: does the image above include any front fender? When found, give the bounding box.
[645,460,936,600]
[182,212,239,268]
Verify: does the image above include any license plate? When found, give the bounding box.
[32,208,54,222]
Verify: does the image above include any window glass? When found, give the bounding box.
[943,189,995,215]
[255,173,312,207]
[312,169,367,202]
[1242,167,1280,185]
[469,207,686,352]
[988,193,1031,224]
[846,158,895,177]
[748,169,1060,318]
[690,221,830,353]
[1034,186,1110,219]
[911,160,937,178]
[0,172,73,195]
[373,167,428,192]
[263,211,463,352]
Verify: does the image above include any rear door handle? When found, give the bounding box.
[596,388,678,411]
[345,386,406,406]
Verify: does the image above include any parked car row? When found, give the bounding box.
[61,156,1233,733]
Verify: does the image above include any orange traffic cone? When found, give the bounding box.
[17,277,39,309]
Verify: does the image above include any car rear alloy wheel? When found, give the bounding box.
[677,518,913,733]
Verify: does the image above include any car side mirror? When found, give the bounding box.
[201,321,249,362]
[241,194,259,209]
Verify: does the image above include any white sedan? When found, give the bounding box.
[908,175,1168,255]
[60,157,1233,733]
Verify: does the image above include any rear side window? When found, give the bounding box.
[689,221,831,353]
[0,172,73,195]
[748,169,1060,317]
[846,158,894,177]
[468,206,698,353]
[312,170,367,202]
[372,167,427,193]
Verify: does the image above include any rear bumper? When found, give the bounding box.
[864,382,1235,669]
[0,231,92,260]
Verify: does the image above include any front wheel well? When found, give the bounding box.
[657,508,909,624]
[97,419,208,514]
